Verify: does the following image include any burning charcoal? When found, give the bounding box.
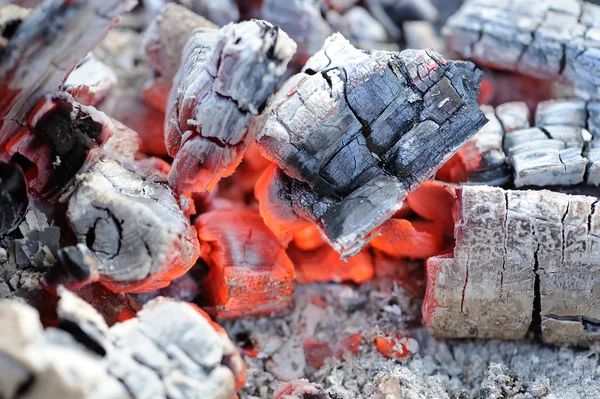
[0,0,133,146]
[371,218,445,260]
[303,333,362,369]
[423,185,600,346]
[443,0,600,99]
[496,101,531,134]
[287,242,373,284]
[371,250,425,296]
[0,162,27,236]
[255,34,486,257]
[64,159,200,293]
[437,105,509,185]
[374,334,416,360]
[274,379,332,399]
[195,209,295,319]
[2,92,112,198]
[364,0,438,40]
[61,54,118,107]
[142,3,216,112]
[0,290,246,399]
[405,181,456,236]
[166,20,296,194]
[41,244,100,294]
[261,0,332,64]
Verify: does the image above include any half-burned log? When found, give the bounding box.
[196,209,295,319]
[64,159,200,293]
[0,0,133,146]
[166,20,296,194]
[142,3,216,112]
[443,0,600,99]
[423,185,600,346]
[261,0,332,64]
[255,34,486,257]
[0,162,27,236]
[1,92,112,198]
[61,54,117,107]
[0,290,246,399]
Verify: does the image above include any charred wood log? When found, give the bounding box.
[423,185,600,346]
[443,0,600,99]
[64,159,200,293]
[166,20,296,194]
[0,290,246,399]
[0,0,134,147]
[255,34,486,257]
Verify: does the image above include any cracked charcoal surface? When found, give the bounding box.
[0,290,245,399]
[166,19,296,194]
[255,33,486,257]
[443,0,600,99]
[0,0,133,146]
[66,158,200,293]
[224,282,600,399]
[424,185,600,346]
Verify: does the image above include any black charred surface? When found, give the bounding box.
[0,162,27,237]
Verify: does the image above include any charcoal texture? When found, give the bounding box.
[255,34,486,257]
[0,290,245,399]
[0,162,27,237]
[424,185,600,346]
[444,0,600,99]
[61,54,118,107]
[0,0,133,146]
[166,19,296,193]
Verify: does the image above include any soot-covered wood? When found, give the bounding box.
[255,34,487,257]
[166,19,296,194]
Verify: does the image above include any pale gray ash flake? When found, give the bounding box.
[443,0,600,99]
[255,33,486,257]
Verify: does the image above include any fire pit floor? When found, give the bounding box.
[224,281,600,398]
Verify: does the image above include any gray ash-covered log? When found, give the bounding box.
[166,19,296,194]
[0,0,134,146]
[0,289,246,399]
[255,33,487,257]
[443,0,600,99]
[423,185,600,346]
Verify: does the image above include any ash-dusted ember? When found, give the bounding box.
[255,33,486,257]
[0,290,246,399]
[374,334,415,360]
[0,162,27,236]
[371,218,445,260]
[0,0,133,146]
[166,20,296,194]
[196,209,295,319]
[61,54,117,107]
[65,159,200,293]
[303,333,362,369]
[274,379,333,399]
[444,0,600,98]
[423,185,600,346]
[405,181,456,236]
[1,92,112,198]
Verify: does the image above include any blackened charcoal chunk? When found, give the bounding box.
[0,162,27,236]
[255,34,486,257]
[166,20,296,194]
[66,160,200,293]
[42,244,99,294]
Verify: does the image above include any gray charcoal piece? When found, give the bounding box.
[61,53,118,107]
[0,290,245,399]
[424,185,600,346]
[66,159,200,292]
[166,20,296,193]
[0,0,134,146]
[261,0,332,61]
[255,33,486,257]
[443,0,600,99]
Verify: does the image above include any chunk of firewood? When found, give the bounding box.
[0,0,134,146]
[61,54,118,107]
[0,92,112,199]
[255,34,486,257]
[261,0,332,64]
[64,159,200,293]
[443,0,600,99]
[0,290,246,399]
[423,185,600,346]
[0,162,27,236]
[142,3,216,112]
[166,20,296,194]
[195,209,295,319]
